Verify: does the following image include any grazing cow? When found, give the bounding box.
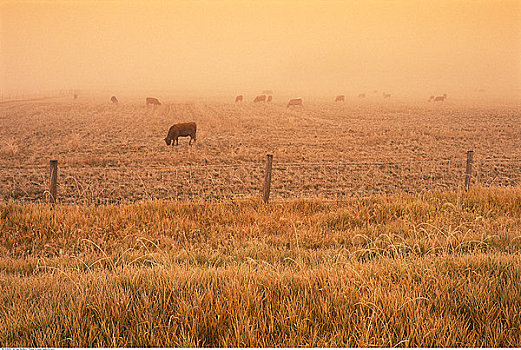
[358,93,366,98]
[428,95,435,102]
[111,96,118,104]
[146,97,161,105]
[433,94,447,102]
[383,93,391,99]
[287,98,303,108]
[253,95,266,103]
[335,95,345,102]
[164,122,197,146]
[235,95,243,102]
[267,95,272,102]
[262,90,273,95]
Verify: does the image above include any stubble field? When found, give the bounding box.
[1,96,521,347]
[1,96,520,203]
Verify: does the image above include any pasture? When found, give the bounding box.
[1,97,520,203]
[1,96,521,346]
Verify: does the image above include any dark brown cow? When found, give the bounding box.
[433,94,447,102]
[267,95,272,102]
[287,98,303,108]
[253,95,266,103]
[335,95,345,102]
[164,122,197,146]
[235,95,243,102]
[111,96,118,104]
[146,97,161,105]
[383,93,391,99]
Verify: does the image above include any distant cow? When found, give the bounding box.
[262,90,273,95]
[164,122,197,146]
[146,97,161,105]
[73,94,78,99]
[267,95,272,102]
[287,98,303,108]
[335,95,345,102]
[428,95,435,102]
[383,93,391,99]
[253,95,266,103]
[235,95,243,102]
[111,96,118,104]
[433,94,447,102]
[358,93,366,98]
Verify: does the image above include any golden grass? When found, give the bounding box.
[1,187,521,346]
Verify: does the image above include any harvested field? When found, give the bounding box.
[1,99,520,203]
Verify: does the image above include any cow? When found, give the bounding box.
[164,122,197,146]
[335,95,345,102]
[235,95,243,102]
[383,93,391,99]
[73,94,78,99]
[146,97,161,105]
[287,98,303,108]
[111,96,118,104]
[428,95,435,102]
[267,95,272,102]
[358,93,366,98]
[433,94,447,102]
[253,95,266,103]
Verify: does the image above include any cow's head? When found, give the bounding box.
[164,137,172,146]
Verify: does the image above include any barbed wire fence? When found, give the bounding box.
[1,152,520,205]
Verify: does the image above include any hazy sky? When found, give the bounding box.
[1,0,520,96]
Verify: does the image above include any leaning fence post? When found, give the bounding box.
[49,160,58,204]
[263,154,273,203]
[464,150,474,191]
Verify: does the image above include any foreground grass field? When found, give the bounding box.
[1,186,521,347]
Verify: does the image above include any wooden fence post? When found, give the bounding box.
[464,150,474,191]
[50,160,58,204]
[263,154,273,203]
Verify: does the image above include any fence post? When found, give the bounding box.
[263,154,273,203]
[464,150,474,191]
[50,160,58,204]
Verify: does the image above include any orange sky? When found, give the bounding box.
[1,0,520,97]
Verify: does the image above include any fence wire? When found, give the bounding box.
[1,157,520,204]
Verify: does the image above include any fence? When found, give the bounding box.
[0,90,74,103]
[1,152,520,205]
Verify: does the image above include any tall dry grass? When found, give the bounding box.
[1,187,521,346]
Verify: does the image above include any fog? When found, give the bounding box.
[2,0,520,98]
